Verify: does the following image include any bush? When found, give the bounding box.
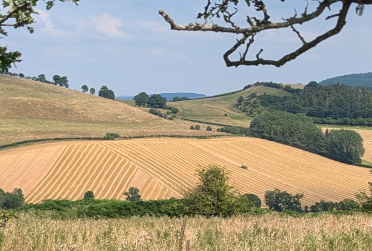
[194,125,200,130]
[264,188,303,212]
[0,188,24,209]
[84,191,94,200]
[244,194,261,208]
[190,126,195,130]
[149,108,163,117]
[165,106,179,114]
[206,126,212,131]
[103,133,120,140]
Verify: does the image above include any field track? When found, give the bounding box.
[1,137,371,205]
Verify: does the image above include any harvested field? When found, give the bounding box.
[2,137,370,205]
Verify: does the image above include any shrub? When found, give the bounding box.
[103,133,120,140]
[264,188,303,212]
[190,126,195,130]
[149,108,163,117]
[206,126,212,131]
[84,191,94,200]
[195,125,200,130]
[244,194,261,208]
[0,188,24,209]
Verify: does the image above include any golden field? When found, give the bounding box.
[1,137,371,206]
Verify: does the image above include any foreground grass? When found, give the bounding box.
[1,213,372,250]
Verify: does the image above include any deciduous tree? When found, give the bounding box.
[133,92,149,107]
[81,85,88,92]
[183,165,252,217]
[124,187,141,201]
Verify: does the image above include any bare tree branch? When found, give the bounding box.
[159,0,371,68]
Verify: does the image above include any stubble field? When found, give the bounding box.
[1,137,371,206]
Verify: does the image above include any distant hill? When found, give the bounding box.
[117,92,207,101]
[319,72,372,89]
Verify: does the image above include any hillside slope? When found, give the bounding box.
[1,137,370,206]
[167,85,295,127]
[0,75,220,146]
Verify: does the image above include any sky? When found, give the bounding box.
[4,1,372,96]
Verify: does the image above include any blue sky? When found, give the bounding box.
[4,1,372,96]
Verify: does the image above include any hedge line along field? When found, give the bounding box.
[2,213,372,250]
[1,137,370,206]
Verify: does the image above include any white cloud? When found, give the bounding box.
[136,20,169,32]
[74,13,128,39]
[37,9,72,37]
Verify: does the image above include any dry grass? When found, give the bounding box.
[1,213,372,250]
[2,137,369,205]
[167,86,292,127]
[0,76,222,146]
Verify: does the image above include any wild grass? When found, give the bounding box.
[1,213,372,250]
[167,86,292,127]
[0,76,224,146]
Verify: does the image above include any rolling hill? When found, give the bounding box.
[0,75,220,146]
[1,137,370,206]
[167,85,302,127]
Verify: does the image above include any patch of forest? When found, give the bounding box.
[319,72,372,90]
[237,82,372,126]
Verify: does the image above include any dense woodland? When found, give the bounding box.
[238,82,372,126]
[319,72,372,90]
[250,111,365,164]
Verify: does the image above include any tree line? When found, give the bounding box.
[250,111,365,164]
[0,71,70,88]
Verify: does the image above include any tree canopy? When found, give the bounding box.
[159,0,371,68]
[133,92,149,107]
[98,86,115,100]
[0,0,79,71]
[183,165,252,217]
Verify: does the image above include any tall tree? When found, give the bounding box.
[90,87,95,95]
[98,86,115,100]
[52,75,61,86]
[36,74,48,83]
[0,0,79,71]
[60,76,69,88]
[159,1,371,68]
[81,85,88,92]
[147,94,166,108]
[133,92,149,107]
[183,165,251,217]
[124,187,141,201]
[326,129,365,163]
